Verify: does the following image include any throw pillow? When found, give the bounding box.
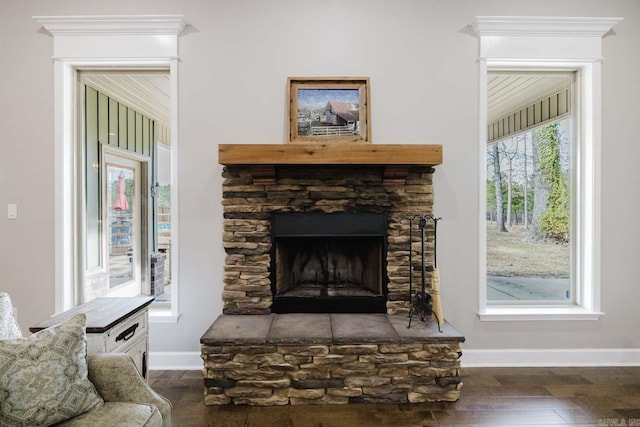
[0,293,22,339]
[0,313,104,426]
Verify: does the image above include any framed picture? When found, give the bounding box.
[287,77,370,144]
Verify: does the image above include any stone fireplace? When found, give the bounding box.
[221,159,438,316]
[201,143,464,406]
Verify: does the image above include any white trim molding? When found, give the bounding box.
[471,16,622,37]
[472,16,622,322]
[478,306,605,322]
[149,351,203,371]
[149,349,640,370]
[33,15,186,318]
[34,15,188,61]
[462,348,640,367]
[34,15,188,36]
[471,16,622,60]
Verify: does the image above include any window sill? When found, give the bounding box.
[149,305,181,324]
[478,306,604,321]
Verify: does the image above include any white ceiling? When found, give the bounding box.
[487,73,570,124]
[83,72,170,126]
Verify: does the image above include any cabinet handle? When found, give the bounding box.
[115,322,139,342]
[142,351,147,379]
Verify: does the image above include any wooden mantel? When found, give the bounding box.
[218,144,442,184]
[219,143,442,165]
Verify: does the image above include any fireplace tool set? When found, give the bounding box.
[408,213,443,331]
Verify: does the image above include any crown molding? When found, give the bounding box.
[33,15,188,36]
[471,16,623,38]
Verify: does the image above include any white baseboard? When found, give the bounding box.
[149,351,203,370]
[148,349,640,370]
[462,348,640,367]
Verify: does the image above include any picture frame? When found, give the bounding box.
[287,77,371,144]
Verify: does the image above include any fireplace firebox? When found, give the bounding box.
[271,212,387,313]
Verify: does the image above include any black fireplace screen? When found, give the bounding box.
[271,212,387,313]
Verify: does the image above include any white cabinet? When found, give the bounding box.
[30,297,153,380]
[85,307,150,377]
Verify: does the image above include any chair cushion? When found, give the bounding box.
[0,313,103,426]
[0,292,22,339]
[54,402,163,427]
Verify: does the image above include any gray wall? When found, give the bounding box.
[1,0,639,359]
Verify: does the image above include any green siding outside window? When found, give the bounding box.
[83,85,156,271]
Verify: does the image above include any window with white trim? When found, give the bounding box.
[33,15,186,321]
[472,16,622,320]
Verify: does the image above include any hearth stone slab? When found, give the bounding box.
[389,315,465,343]
[330,313,399,344]
[200,314,465,345]
[202,314,273,344]
[268,313,332,344]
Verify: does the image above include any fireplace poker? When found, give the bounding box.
[408,216,414,319]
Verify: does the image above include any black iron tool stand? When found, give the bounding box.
[407,214,441,329]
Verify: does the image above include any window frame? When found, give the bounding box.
[472,16,622,321]
[34,15,186,322]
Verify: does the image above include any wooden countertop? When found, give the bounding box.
[30,296,154,334]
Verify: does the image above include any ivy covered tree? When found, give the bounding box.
[529,123,570,242]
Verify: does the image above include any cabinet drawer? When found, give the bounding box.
[106,310,148,353]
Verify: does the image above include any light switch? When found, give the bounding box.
[7,204,17,220]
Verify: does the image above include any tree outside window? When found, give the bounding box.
[486,119,571,302]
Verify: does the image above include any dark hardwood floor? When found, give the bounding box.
[148,366,640,426]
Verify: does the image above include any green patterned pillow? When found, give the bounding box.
[0,313,104,426]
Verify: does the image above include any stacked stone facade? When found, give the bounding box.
[203,343,462,406]
[202,341,462,405]
[222,165,436,315]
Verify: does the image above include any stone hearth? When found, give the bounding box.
[201,314,464,405]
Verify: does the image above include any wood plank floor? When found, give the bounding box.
[148,366,640,426]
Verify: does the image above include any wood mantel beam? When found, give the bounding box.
[219,144,442,185]
[218,144,442,166]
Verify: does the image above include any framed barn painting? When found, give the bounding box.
[287,77,370,144]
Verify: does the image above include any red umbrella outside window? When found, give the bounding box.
[114,171,129,211]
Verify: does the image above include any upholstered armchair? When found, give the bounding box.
[57,353,173,427]
[0,293,172,427]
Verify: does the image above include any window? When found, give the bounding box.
[81,75,161,302]
[486,72,573,304]
[78,71,173,307]
[472,16,622,320]
[34,15,186,320]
